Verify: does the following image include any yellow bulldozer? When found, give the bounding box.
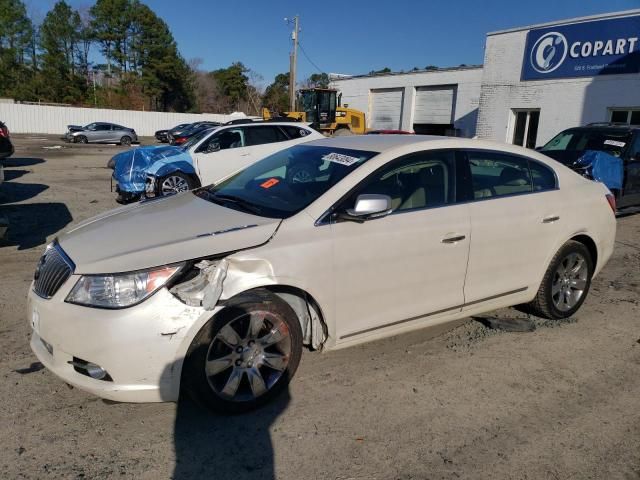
[262,88,366,136]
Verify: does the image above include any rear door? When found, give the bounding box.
[462,150,562,305]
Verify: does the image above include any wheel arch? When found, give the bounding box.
[570,233,598,271]
[222,285,329,351]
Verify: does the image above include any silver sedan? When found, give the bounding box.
[65,122,138,145]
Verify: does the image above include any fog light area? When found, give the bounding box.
[68,357,113,382]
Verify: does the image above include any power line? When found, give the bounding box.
[298,42,325,74]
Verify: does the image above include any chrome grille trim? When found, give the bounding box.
[33,242,75,299]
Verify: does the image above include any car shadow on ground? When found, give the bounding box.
[1,157,45,168]
[0,182,49,204]
[2,169,29,182]
[0,203,73,249]
[172,392,289,480]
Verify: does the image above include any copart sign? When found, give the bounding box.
[521,15,640,80]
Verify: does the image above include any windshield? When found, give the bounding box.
[541,129,631,157]
[180,127,217,150]
[196,145,377,218]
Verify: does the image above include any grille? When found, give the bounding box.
[33,243,74,299]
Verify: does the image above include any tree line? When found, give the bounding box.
[0,0,329,115]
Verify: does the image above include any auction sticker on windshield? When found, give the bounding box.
[322,152,361,166]
[604,139,626,148]
[260,178,280,189]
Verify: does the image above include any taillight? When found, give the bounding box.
[605,193,616,214]
[174,137,186,144]
[0,127,8,138]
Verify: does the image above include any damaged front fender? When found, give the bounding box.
[169,257,328,350]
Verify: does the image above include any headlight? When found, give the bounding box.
[66,264,183,309]
[145,174,157,196]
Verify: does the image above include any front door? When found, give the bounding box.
[194,128,254,185]
[331,150,470,340]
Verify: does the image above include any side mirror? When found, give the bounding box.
[338,194,393,223]
[206,142,220,153]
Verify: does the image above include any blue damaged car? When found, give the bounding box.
[540,123,640,209]
[110,122,323,203]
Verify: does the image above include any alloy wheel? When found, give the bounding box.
[160,175,189,195]
[205,311,291,402]
[551,252,588,312]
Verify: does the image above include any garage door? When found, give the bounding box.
[413,86,455,124]
[370,88,404,130]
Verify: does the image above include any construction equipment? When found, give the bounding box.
[262,88,366,136]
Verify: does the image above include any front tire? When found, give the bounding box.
[159,172,195,196]
[76,135,88,144]
[526,240,593,319]
[182,291,303,413]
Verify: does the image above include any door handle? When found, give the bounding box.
[441,235,466,244]
[240,153,251,157]
[542,215,560,223]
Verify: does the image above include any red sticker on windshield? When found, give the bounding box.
[260,178,280,189]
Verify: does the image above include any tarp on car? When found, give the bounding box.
[112,146,195,193]
[575,150,623,191]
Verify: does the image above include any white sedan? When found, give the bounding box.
[28,136,616,412]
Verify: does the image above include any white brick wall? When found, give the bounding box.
[331,67,483,137]
[477,28,640,146]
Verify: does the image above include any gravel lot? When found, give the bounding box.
[1,135,639,480]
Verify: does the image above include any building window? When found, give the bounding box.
[609,109,640,125]
[511,110,540,149]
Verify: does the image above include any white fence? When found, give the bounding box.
[0,103,245,136]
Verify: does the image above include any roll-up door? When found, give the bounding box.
[370,88,404,130]
[413,86,455,124]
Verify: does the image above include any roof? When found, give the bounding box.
[329,64,483,82]
[487,9,640,36]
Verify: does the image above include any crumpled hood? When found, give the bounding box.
[112,145,195,193]
[58,192,281,274]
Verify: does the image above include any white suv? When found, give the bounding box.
[112,122,324,202]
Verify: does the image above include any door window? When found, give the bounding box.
[511,110,540,149]
[282,125,312,139]
[629,134,640,160]
[197,128,245,153]
[245,126,288,146]
[94,123,112,131]
[468,151,533,199]
[344,150,456,213]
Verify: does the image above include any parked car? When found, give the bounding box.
[111,122,322,203]
[169,122,222,145]
[0,121,14,158]
[29,136,615,412]
[539,123,640,209]
[65,122,138,145]
[155,123,190,143]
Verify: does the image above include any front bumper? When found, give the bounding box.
[28,278,217,403]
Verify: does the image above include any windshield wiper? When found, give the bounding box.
[209,193,263,215]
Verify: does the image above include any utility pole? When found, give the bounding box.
[286,15,299,112]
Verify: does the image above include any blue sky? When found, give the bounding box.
[30,0,640,87]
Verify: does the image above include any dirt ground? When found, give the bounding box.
[1,135,639,480]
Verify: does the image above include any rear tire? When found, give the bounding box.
[525,240,593,319]
[120,136,132,146]
[182,291,303,413]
